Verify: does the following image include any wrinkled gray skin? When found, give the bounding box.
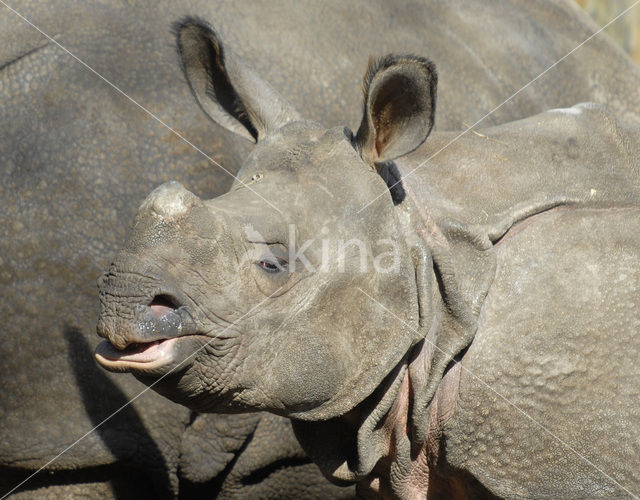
[96,18,640,500]
[4,0,640,498]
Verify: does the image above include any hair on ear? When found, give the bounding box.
[173,17,259,141]
[361,55,437,125]
[362,55,437,144]
[356,54,438,164]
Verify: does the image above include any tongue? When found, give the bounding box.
[96,339,168,363]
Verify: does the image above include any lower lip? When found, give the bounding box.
[95,337,178,368]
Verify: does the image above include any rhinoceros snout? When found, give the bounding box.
[96,264,186,349]
[97,300,182,346]
[139,181,199,221]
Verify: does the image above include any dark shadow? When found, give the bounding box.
[377,161,406,205]
[60,327,173,499]
[0,463,152,499]
[178,428,248,499]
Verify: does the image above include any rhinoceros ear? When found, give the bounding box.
[355,55,437,165]
[175,18,300,142]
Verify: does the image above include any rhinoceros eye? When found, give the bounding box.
[257,255,287,273]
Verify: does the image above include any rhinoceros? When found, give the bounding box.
[4,0,640,498]
[95,18,640,499]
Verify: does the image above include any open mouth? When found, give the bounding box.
[95,337,179,370]
[95,293,194,372]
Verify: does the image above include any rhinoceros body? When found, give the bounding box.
[3,0,640,498]
[95,15,640,500]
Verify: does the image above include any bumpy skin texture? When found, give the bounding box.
[395,106,640,497]
[441,208,640,498]
[94,15,640,500]
[3,0,640,498]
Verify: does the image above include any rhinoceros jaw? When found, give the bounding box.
[95,337,178,370]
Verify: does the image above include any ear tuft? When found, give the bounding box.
[356,55,437,165]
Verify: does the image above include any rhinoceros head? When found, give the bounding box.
[95,19,437,421]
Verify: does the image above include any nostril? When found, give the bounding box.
[149,294,179,318]
[150,294,178,308]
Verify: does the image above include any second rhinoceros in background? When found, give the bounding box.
[95,19,640,499]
